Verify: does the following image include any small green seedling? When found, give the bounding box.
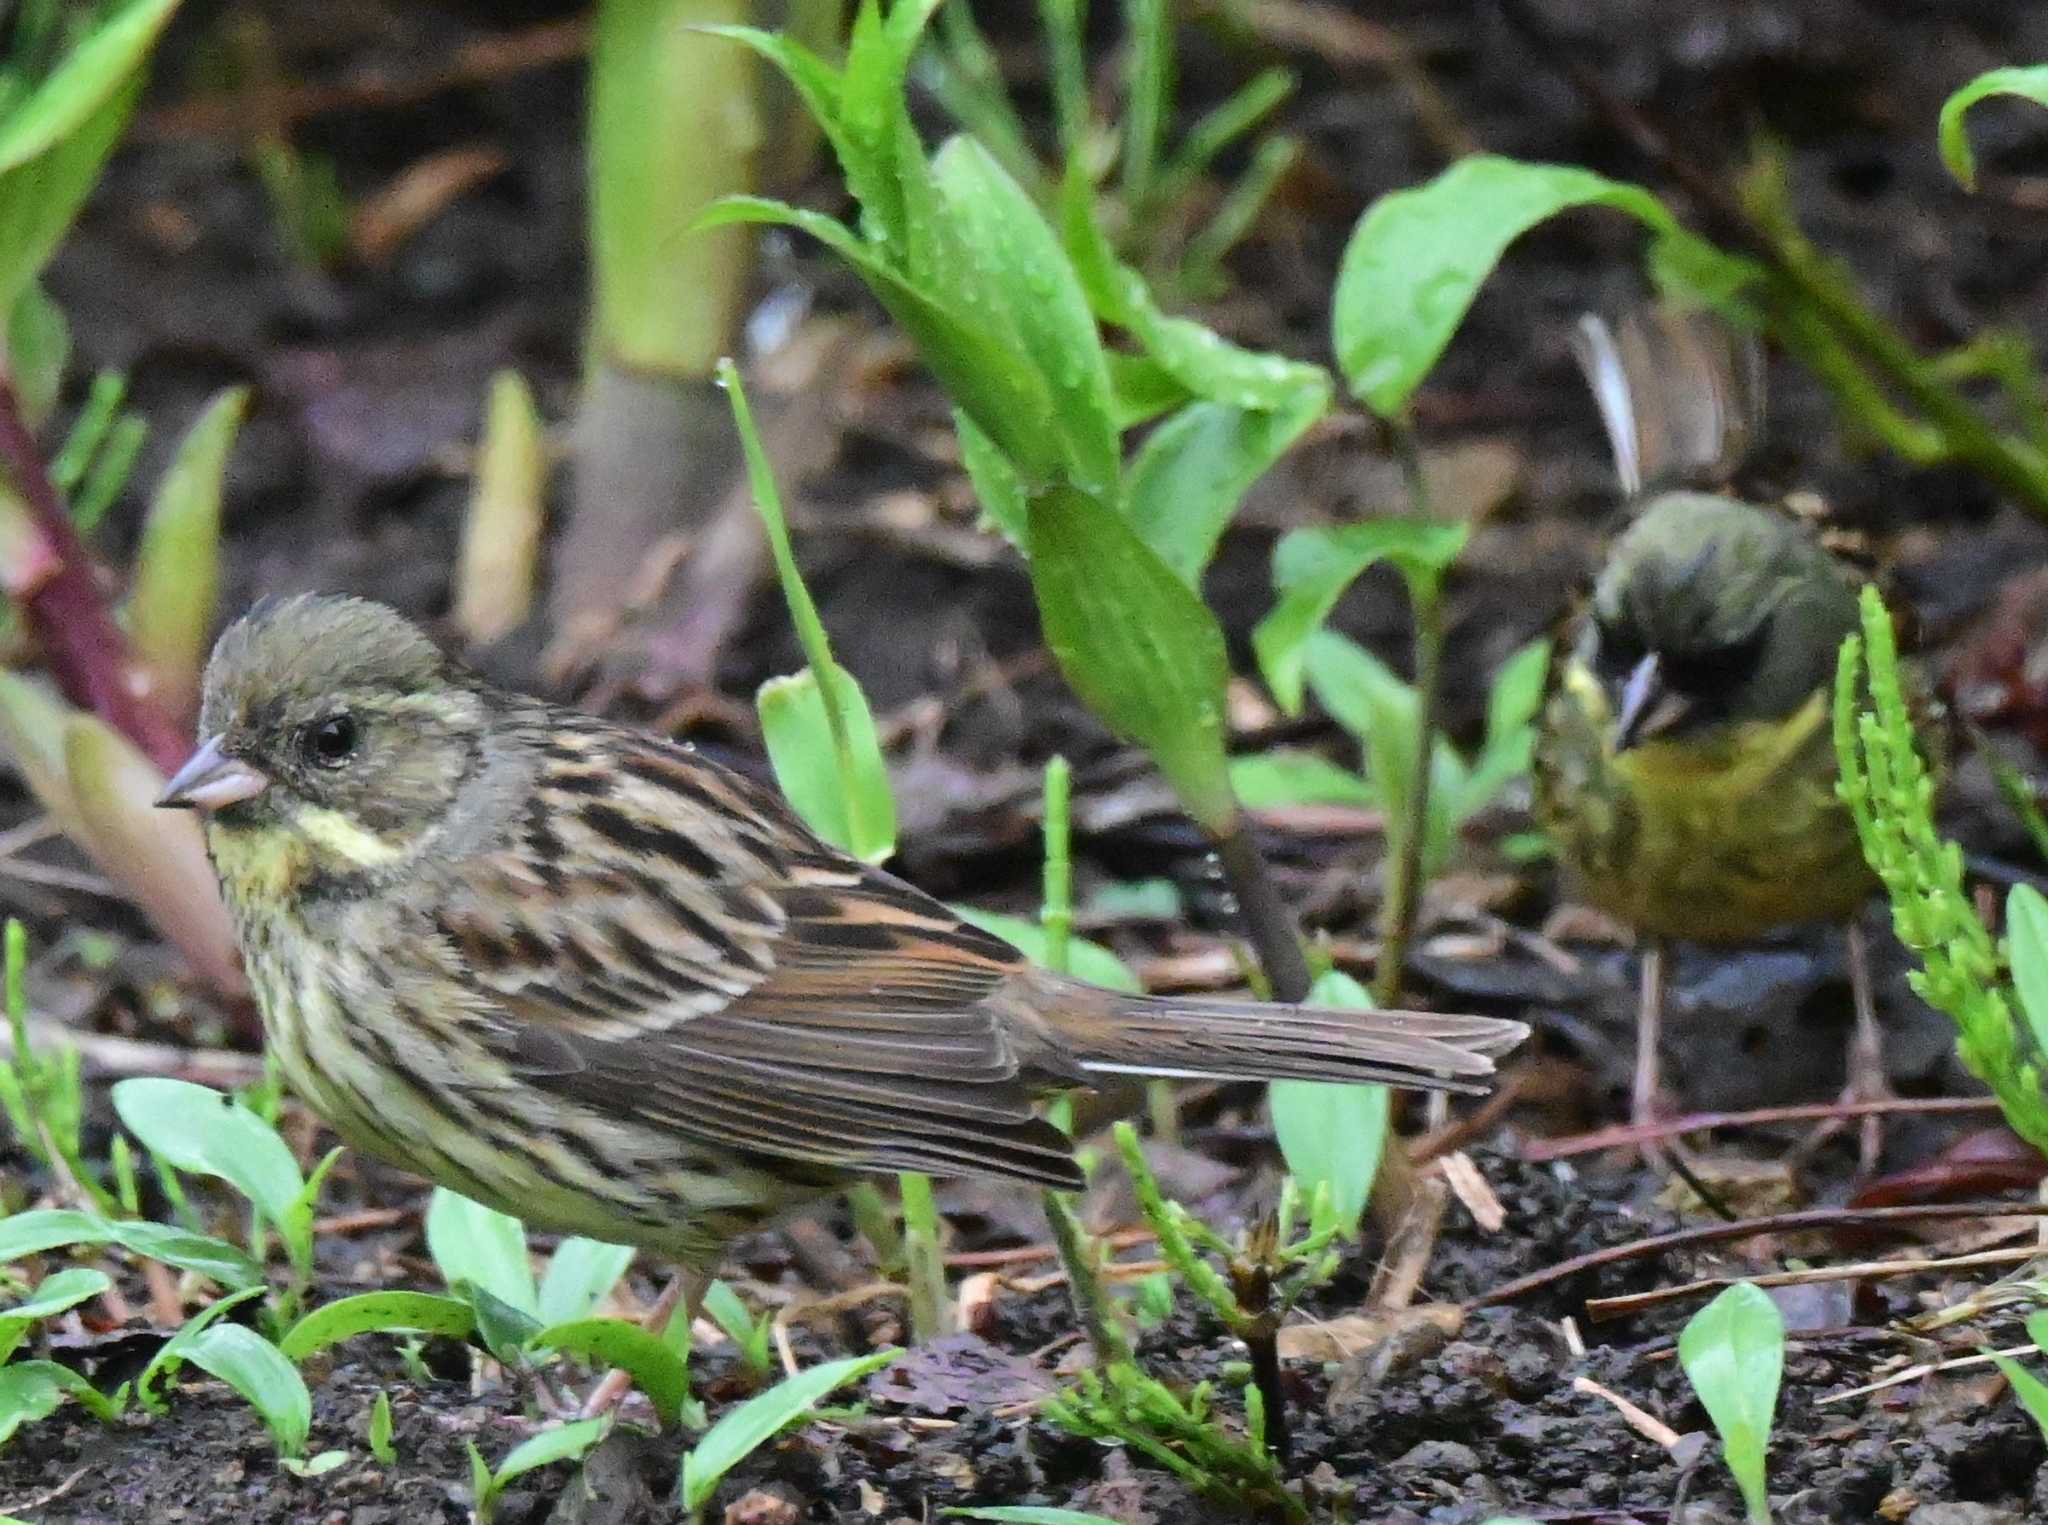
[1268,970,1390,1239]
[141,1285,313,1459]
[1837,590,2048,1152]
[702,1280,773,1377]
[366,1389,396,1465]
[678,1349,900,1521]
[467,1417,608,1525]
[1677,1281,1784,1525]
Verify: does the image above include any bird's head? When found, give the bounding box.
[1580,493,1859,750]
[157,595,492,884]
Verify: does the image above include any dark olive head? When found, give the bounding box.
[159,595,489,861]
[1579,493,1859,748]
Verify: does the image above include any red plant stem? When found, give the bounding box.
[0,373,188,773]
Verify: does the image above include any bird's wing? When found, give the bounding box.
[437,727,1083,1187]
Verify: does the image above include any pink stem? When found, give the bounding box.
[0,373,189,774]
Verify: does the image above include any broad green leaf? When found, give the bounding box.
[467,1282,544,1363]
[758,665,897,863]
[1027,484,1236,833]
[1485,637,1553,747]
[425,1189,536,1318]
[527,1317,688,1426]
[1939,66,2048,190]
[106,1220,264,1289]
[0,1359,123,1446]
[931,134,1120,496]
[953,908,1142,992]
[1106,350,1192,429]
[0,0,180,173]
[1126,392,1328,585]
[700,196,1062,482]
[138,1283,266,1410]
[1254,520,1469,712]
[2008,883,2048,1061]
[0,1268,110,1365]
[1677,1281,1784,1525]
[537,1240,635,1328]
[1228,750,1375,810]
[1334,156,1676,415]
[1121,274,1331,412]
[112,1076,301,1230]
[178,1324,309,1457]
[1269,971,1389,1234]
[0,75,140,310]
[0,1209,107,1263]
[279,1292,477,1363]
[680,1349,901,1508]
[491,1416,608,1487]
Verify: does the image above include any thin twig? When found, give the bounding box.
[1521,1096,2005,1160]
[1584,1245,2044,1321]
[1470,1202,2048,1310]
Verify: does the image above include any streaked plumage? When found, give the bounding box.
[164,596,1526,1271]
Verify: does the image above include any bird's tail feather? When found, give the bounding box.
[1069,993,1527,1095]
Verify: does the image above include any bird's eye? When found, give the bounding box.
[301,715,358,769]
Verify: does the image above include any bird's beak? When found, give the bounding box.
[155,735,270,812]
[1612,653,1693,751]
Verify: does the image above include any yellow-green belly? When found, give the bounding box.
[1533,667,1873,944]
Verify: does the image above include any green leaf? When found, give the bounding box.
[956,410,1027,545]
[758,666,897,863]
[1027,484,1237,834]
[106,1220,264,1289]
[0,73,141,310]
[1334,156,1676,415]
[537,1240,635,1328]
[366,1389,396,1463]
[0,1268,110,1365]
[279,1292,477,1363]
[7,282,68,429]
[930,134,1120,497]
[1677,1281,1784,1525]
[178,1324,310,1457]
[1269,971,1389,1235]
[0,1208,108,1263]
[527,1317,688,1427]
[953,907,1142,992]
[1228,750,1375,810]
[111,1077,303,1232]
[425,1189,536,1318]
[680,1349,901,1509]
[1126,392,1327,585]
[1254,520,1469,712]
[138,1283,266,1411]
[467,1283,544,1363]
[128,387,246,718]
[491,1416,608,1488]
[2008,883,2048,1061]
[0,0,180,174]
[0,1359,122,1446]
[702,1280,768,1368]
[700,197,1063,482]
[1939,66,2048,190]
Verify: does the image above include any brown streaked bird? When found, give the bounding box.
[158,595,1526,1306]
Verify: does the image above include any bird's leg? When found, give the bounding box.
[580,1265,708,1421]
[1633,939,1669,1140]
[1842,921,1891,1172]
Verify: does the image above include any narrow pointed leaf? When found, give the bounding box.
[454,370,546,647]
[1939,66,2048,190]
[280,1292,477,1362]
[680,1349,901,1508]
[129,387,245,719]
[758,665,896,863]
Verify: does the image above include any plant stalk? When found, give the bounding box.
[1212,822,1311,1004]
[0,375,187,773]
[896,1170,948,1342]
[1373,424,1445,1008]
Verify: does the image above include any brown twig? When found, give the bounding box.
[1584,1245,2044,1322]
[1521,1096,2005,1161]
[1470,1202,2048,1310]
